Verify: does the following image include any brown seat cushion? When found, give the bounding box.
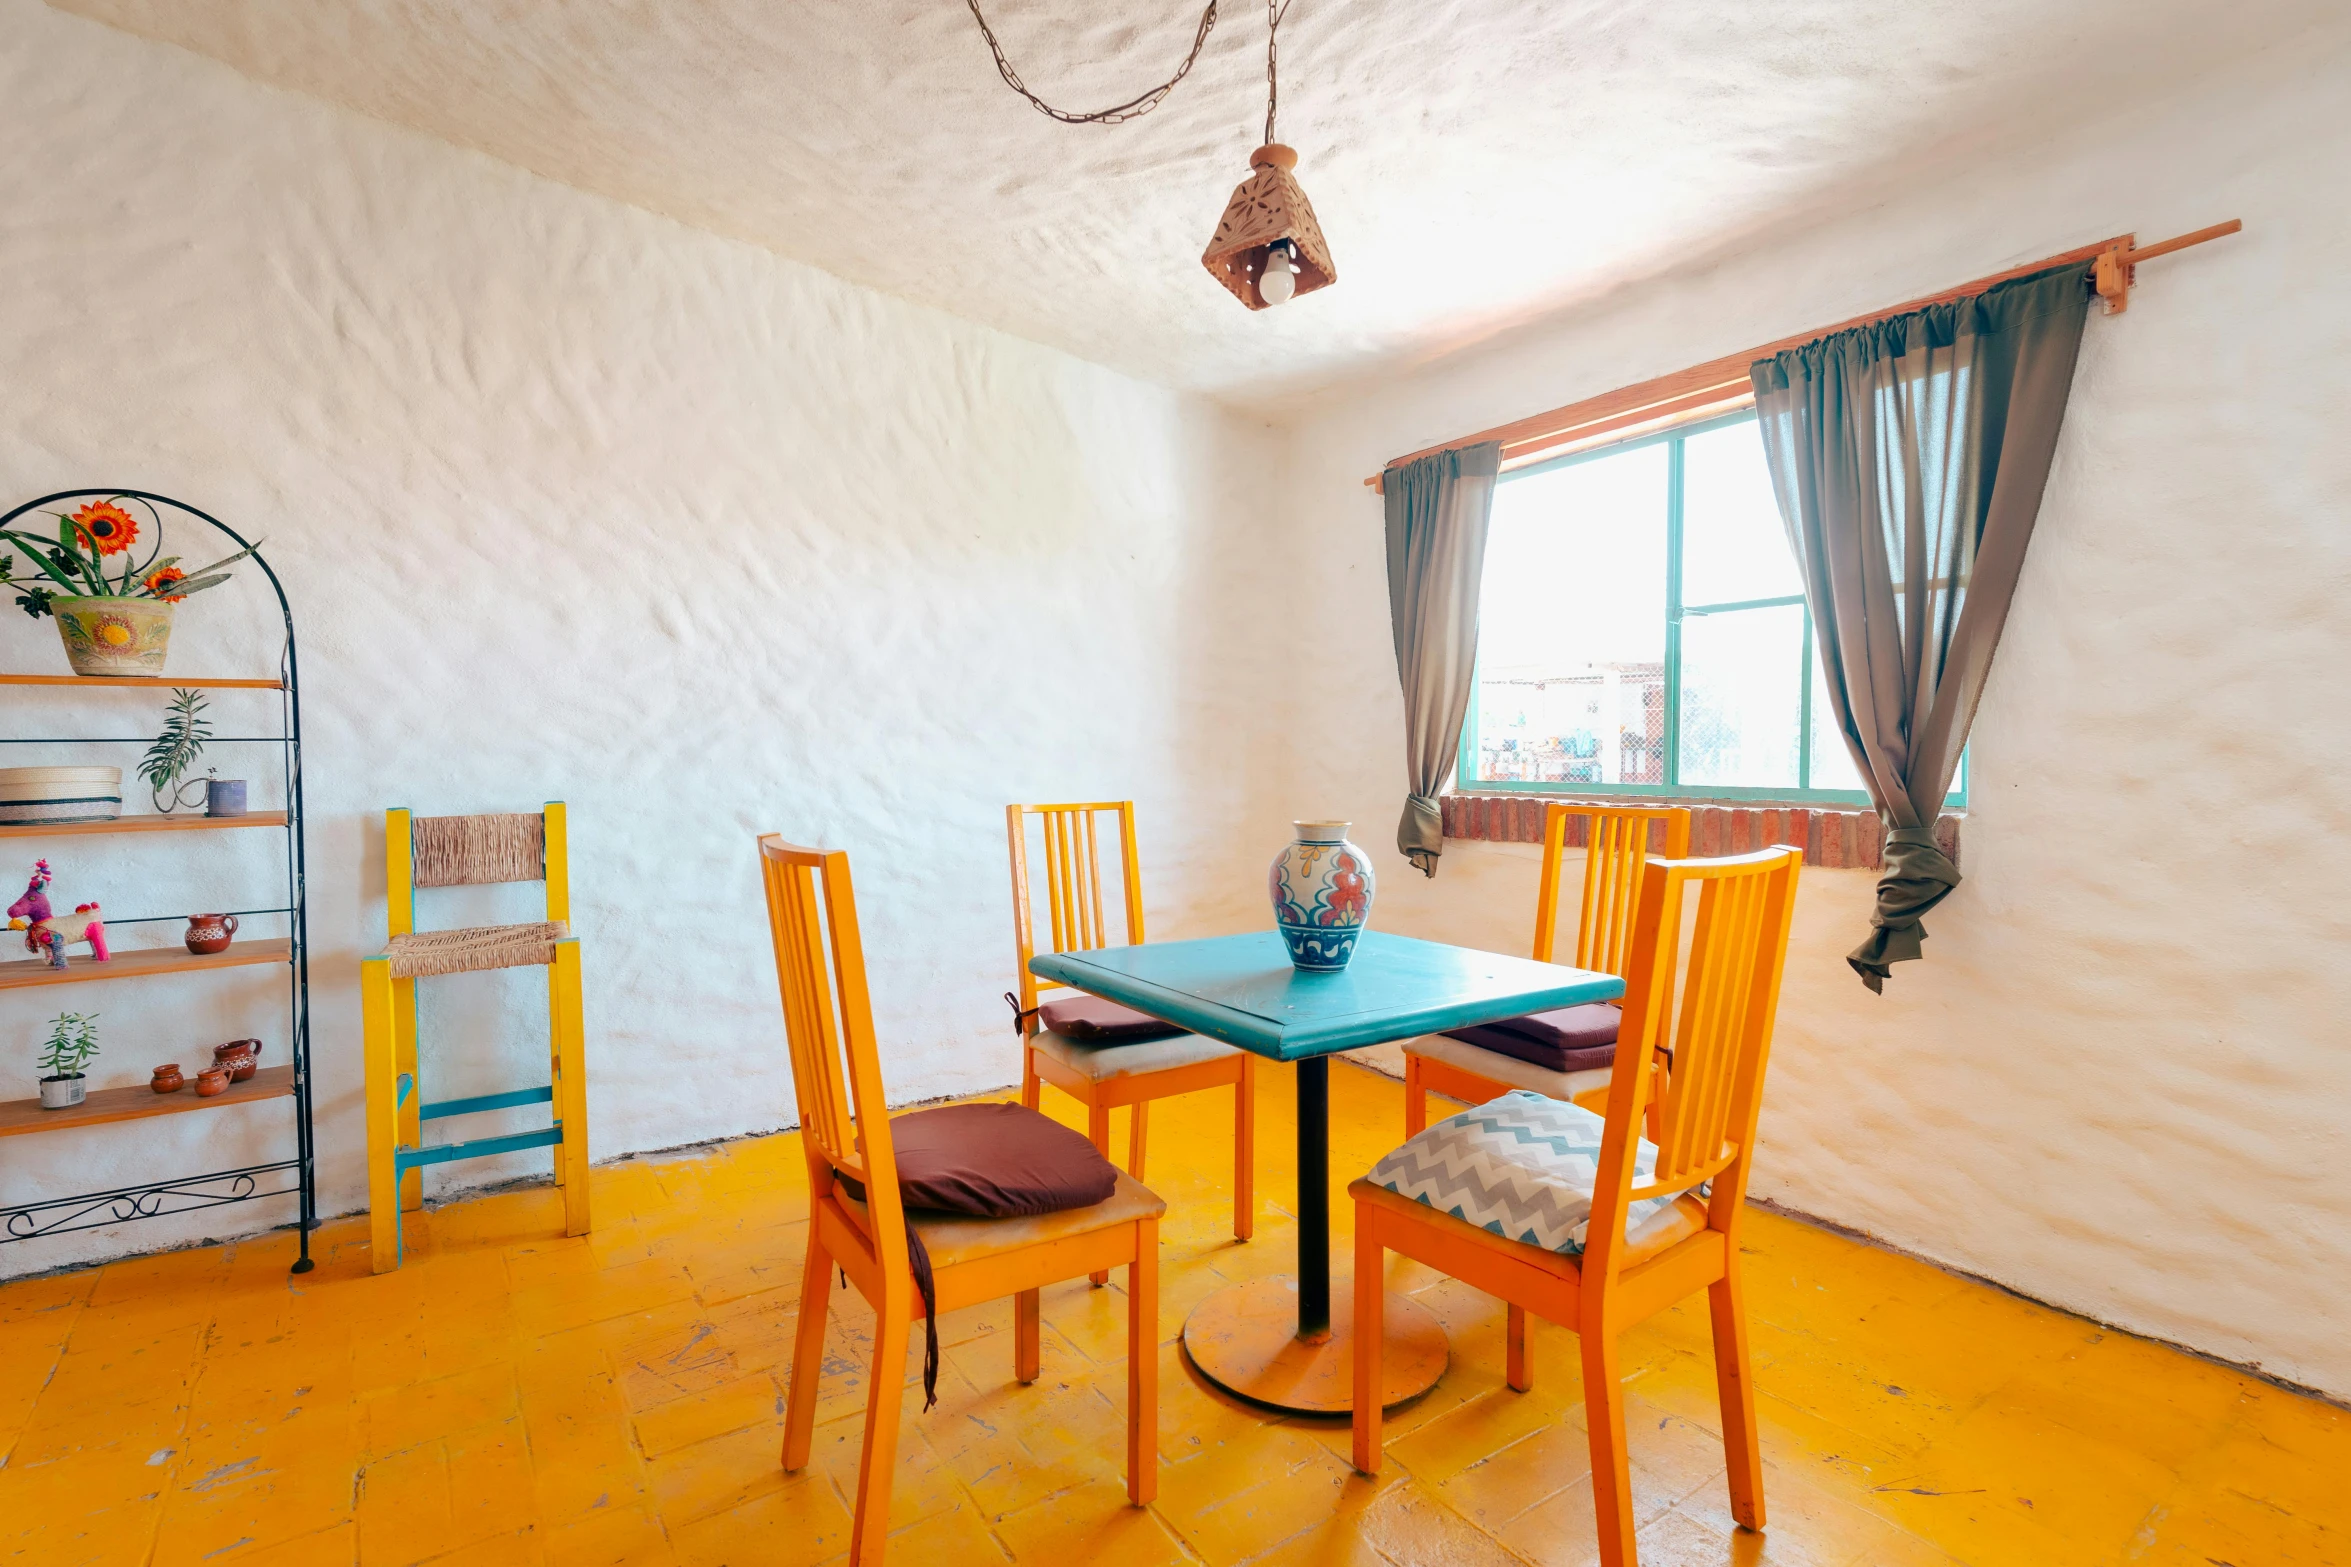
[835,1102,1119,1410]
[1442,1001,1621,1074]
[1036,995,1184,1044]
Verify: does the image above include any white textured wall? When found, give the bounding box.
[0,2,1286,1275]
[1276,32,2351,1396]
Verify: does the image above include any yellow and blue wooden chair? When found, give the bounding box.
[362,803,589,1272]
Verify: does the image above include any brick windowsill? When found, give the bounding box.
[1439,793,1960,871]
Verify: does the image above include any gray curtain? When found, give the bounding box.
[1384,442,1501,876]
[1751,261,2089,990]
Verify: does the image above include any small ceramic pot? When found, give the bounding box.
[205,779,248,818]
[211,1038,262,1083]
[38,1075,87,1110]
[1267,820,1377,971]
[51,596,175,677]
[184,913,239,954]
[151,1063,185,1094]
[193,1067,229,1097]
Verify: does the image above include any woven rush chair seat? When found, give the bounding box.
[385,919,570,980]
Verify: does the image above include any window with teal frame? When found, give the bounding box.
[1457,410,1965,807]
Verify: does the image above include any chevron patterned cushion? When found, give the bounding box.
[1364,1090,1690,1256]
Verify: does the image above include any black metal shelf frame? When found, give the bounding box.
[0,489,315,1273]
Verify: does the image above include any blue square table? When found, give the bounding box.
[1031,927,1622,1413]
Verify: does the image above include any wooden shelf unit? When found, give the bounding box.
[0,812,287,841]
[0,1065,294,1139]
[0,674,283,690]
[0,937,293,993]
[0,490,315,1266]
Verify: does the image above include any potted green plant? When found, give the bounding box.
[140,688,213,812]
[0,498,259,676]
[37,1011,99,1109]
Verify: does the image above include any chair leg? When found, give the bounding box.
[782,1231,836,1473]
[393,974,423,1212]
[1233,1057,1255,1242]
[1710,1262,1766,1531]
[1088,1102,1113,1286]
[1404,1054,1428,1138]
[1506,1304,1531,1392]
[1351,1214,1384,1474]
[361,957,401,1275]
[848,1298,910,1566]
[551,939,591,1237]
[1128,1100,1149,1181]
[1126,1216,1159,1505]
[1014,1288,1041,1384]
[1020,1046,1041,1110]
[1580,1320,1638,1567]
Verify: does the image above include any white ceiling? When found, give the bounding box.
[49,0,2337,407]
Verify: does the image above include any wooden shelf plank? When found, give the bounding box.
[0,937,292,992]
[0,1063,293,1139]
[0,812,286,841]
[0,674,282,690]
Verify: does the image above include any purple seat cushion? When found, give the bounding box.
[1441,1001,1621,1075]
[1037,995,1184,1043]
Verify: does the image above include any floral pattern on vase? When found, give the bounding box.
[1269,820,1376,971]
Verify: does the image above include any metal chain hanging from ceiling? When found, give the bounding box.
[1264,0,1291,144]
[963,0,1222,124]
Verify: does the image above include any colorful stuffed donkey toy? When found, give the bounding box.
[7,861,109,969]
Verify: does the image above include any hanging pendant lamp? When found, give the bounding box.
[1202,142,1334,310]
[965,0,1333,312]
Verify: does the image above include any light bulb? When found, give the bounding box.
[1258,242,1296,306]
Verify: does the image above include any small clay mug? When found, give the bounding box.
[150,1063,185,1094]
[184,913,238,955]
[212,1038,262,1083]
[205,779,248,818]
[193,1067,230,1097]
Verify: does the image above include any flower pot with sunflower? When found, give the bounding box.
[1,496,257,677]
[52,596,176,675]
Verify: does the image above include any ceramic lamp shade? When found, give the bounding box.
[1202,144,1335,310]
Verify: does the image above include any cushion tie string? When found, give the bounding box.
[1004,991,1043,1036]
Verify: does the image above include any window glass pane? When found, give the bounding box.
[1679,604,1802,788]
[1473,444,1668,786]
[1807,652,1868,793]
[1682,419,1801,608]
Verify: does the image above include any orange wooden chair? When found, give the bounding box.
[1402,803,1690,1135]
[1352,846,1803,1567]
[1007,801,1255,1267]
[763,836,1162,1565]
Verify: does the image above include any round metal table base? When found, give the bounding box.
[1182,1276,1449,1415]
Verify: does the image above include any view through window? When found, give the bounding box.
[1463,412,1959,804]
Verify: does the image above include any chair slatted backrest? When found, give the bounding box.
[758,836,907,1269]
[1530,804,1692,977]
[1005,802,1145,1015]
[1582,847,1801,1274]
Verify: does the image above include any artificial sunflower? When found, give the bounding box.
[142,565,189,602]
[71,500,139,556]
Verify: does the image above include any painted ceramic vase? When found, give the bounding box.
[151,1064,185,1095]
[1268,820,1376,972]
[52,596,175,677]
[193,1067,229,1098]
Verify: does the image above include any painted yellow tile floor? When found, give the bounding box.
[2,1060,2345,1566]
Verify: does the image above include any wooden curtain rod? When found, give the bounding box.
[1365,220,2243,492]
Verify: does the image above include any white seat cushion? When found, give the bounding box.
[1363,1090,1694,1256]
[1402,1032,1613,1103]
[1030,1027,1241,1083]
